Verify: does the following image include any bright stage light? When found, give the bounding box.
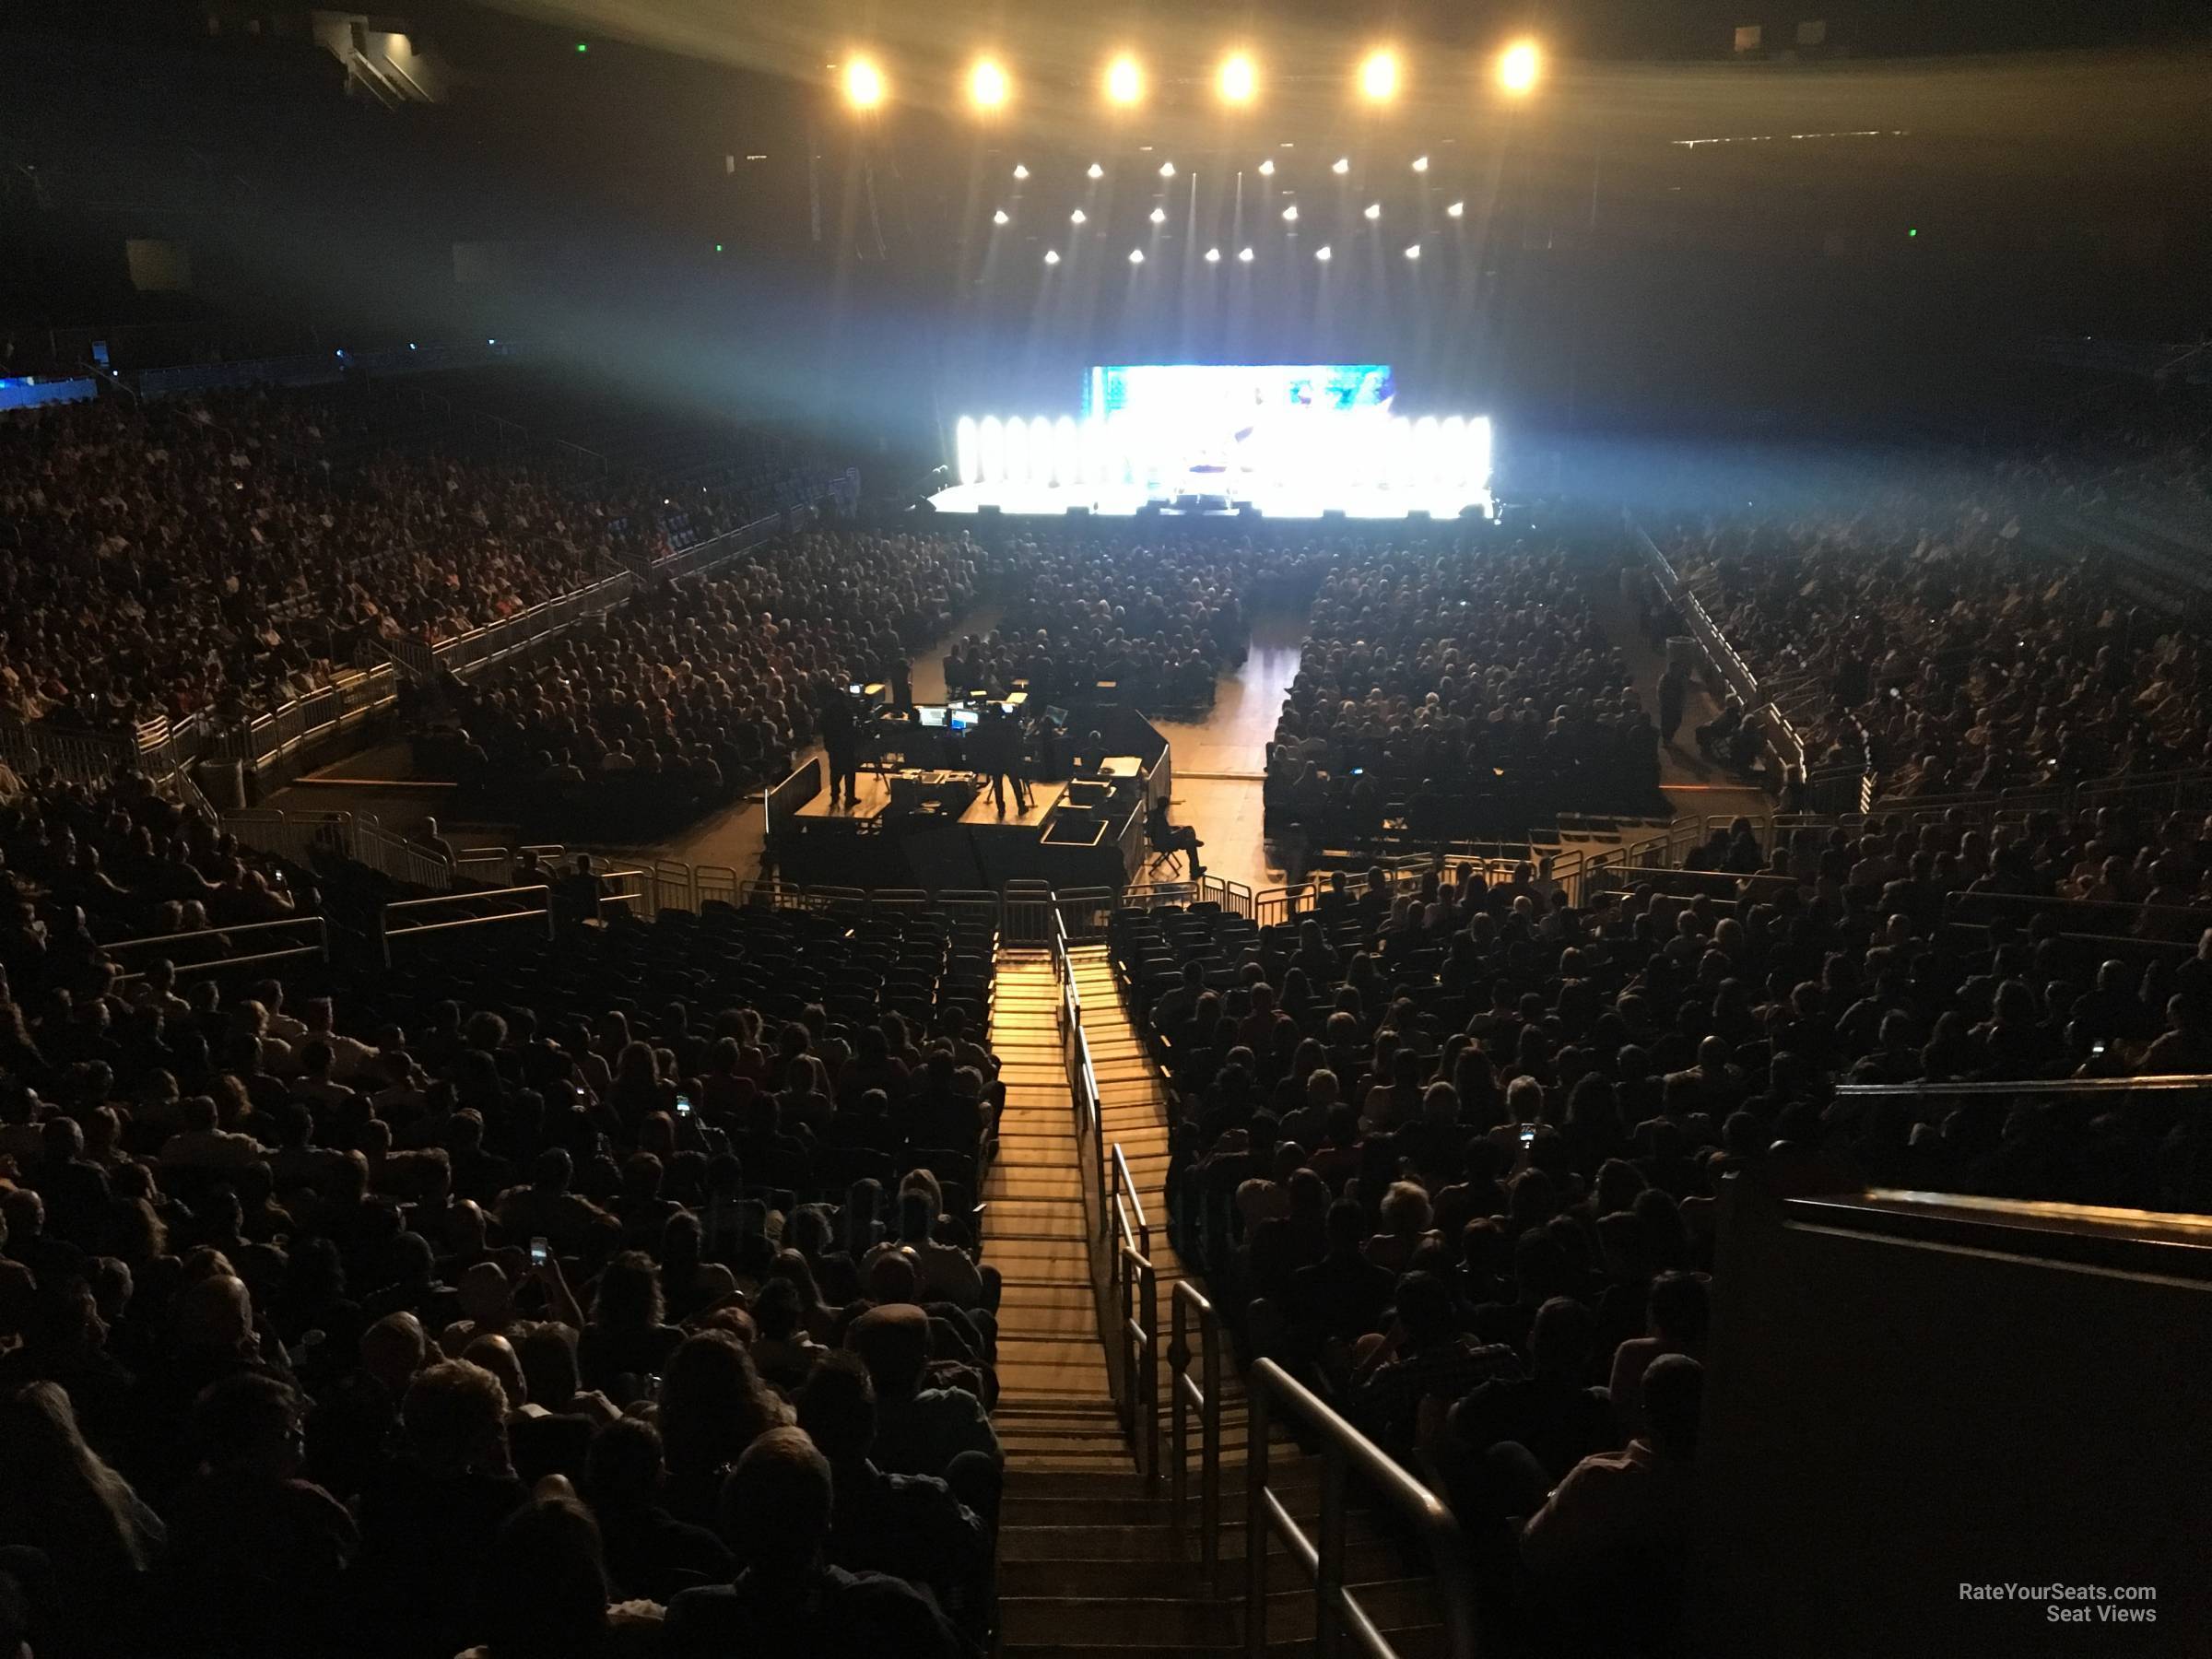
[1043,249,1060,265]
[1363,202,1382,220]
[1128,247,1145,264]
[968,58,1008,111]
[992,208,1009,225]
[1088,162,1104,179]
[1218,52,1256,105]
[1238,246,1254,262]
[1149,206,1167,224]
[1411,155,1430,172]
[939,396,1498,518]
[1205,247,1221,263]
[1012,164,1030,180]
[1359,50,1399,103]
[1314,244,1332,262]
[1332,157,1350,175]
[1158,160,1175,178]
[1414,416,1441,486]
[1446,200,1465,218]
[1499,39,1542,96]
[1281,204,1299,222]
[1404,242,1421,259]
[955,418,979,487]
[1053,416,1079,487]
[1257,159,1276,176]
[1105,53,1143,107]
[1069,207,1088,224]
[842,56,884,110]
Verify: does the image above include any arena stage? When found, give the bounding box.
[924,478,1494,520]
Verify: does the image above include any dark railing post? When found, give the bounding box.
[1169,1288,1190,1524]
[1138,1253,1159,1488]
[1200,1294,1221,1587]
[1317,1442,1348,1659]
[1245,1382,1272,1659]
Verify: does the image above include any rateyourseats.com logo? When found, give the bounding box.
[1960,1584,2159,1625]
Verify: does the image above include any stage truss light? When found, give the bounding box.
[1332,157,1351,175]
[1043,249,1061,265]
[1069,207,1088,225]
[992,208,1009,225]
[1158,160,1176,178]
[1149,206,1167,224]
[842,56,885,110]
[1498,39,1541,96]
[1218,52,1257,105]
[968,58,1009,111]
[1012,163,1030,180]
[1204,246,1221,263]
[1364,202,1382,220]
[1359,50,1398,104]
[1088,162,1104,179]
[1446,199,1465,218]
[1314,244,1332,262]
[1281,204,1299,222]
[1257,159,1276,176]
[1404,241,1421,258]
[1237,246,1254,262]
[1411,155,1430,172]
[1105,53,1143,106]
[1128,247,1145,264]
[955,417,979,487]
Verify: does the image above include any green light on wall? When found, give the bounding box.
[1908,227,1918,237]
[575,41,589,53]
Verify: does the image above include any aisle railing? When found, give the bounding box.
[1242,1359,1481,1659]
[1168,1279,1223,1586]
[1049,904,1116,1414]
[1111,1143,1159,1486]
[100,915,330,982]
[376,883,553,965]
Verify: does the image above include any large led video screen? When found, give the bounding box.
[1081,363,1397,494]
[1084,362,1395,420]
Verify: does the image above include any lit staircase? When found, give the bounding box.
[985,942,1453,1657]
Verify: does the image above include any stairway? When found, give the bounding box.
[985,948,1121,1469]
[986,944,1450,1657]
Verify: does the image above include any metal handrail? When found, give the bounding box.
[100,914,331,982]
[1169,1279,1223,1586]
[1111,1143,1159,1485]
[1835,1074,2212,1100]
[377,883,555,966]
[1245,1359,1480,1659]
